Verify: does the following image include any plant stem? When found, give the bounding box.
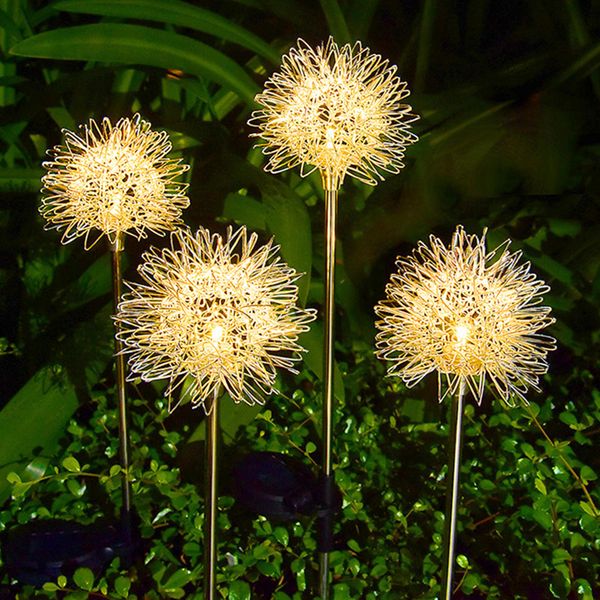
[525,405,599,517]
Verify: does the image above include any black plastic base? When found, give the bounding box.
[232,452,342,543]
[316,473,337,552]
[2,512,140,586]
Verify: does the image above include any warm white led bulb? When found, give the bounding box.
[211,324,224,344]
[455,324,470,346]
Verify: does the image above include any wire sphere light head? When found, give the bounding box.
[249,37,418,190]
[374,226,556,405]
[41,114,190,249]
[116,226,317,414]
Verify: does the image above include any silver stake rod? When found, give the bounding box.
[110,232,132,531]
[204,388,220,599]
[318,178,338,600]
[440,379,467,599]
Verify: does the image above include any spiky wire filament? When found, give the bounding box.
[116,226,317,414]
[41,114,190,249]
[375,226,556,405]
[249,37,418,190]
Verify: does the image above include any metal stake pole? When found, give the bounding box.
[318,177,338,600]
[110,233,132,528]
[203,389,220,600]
[440,379,467,600]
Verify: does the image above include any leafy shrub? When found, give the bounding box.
[2,340,599,598]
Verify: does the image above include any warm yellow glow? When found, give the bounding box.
[115,226,317,414]
[211,324,224,344]
[41,114,190,249]
[455,324,469,345]
[325,127,335,150]
[249,37,418,190]
[374,226,556,404]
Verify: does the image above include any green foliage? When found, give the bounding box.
[0,0,600,598]
[2,350,599,598]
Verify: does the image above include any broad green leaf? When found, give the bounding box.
[229,580,251,600]
[62,456,81,472]
[319,0,351,44]
[530,252,575,286]
[532,508,552,530]
[534,478,547,495]
[261,180,312,307]
[299,323,345,403]
[114,575,131,598]
[0,8,23,49]
[579,501,597,517]
[575,578,594,600]
[479,479,495,492]
[46,106,76,130]
[22,457,49,481]
[456,554,469,569]
[426,100,511,149]
[549,40,600,88]
[73,566,94,591]
[0,368,78,502]
[0,167,43,193]
[414,0,437,92]
[66,477,86,497]
[54,0,281,64]
[400,397,424,422]
[290,557,304,573]
[252,542,272,559]
[347,0,379,39]
[273,525,289,546]
[5,471,20,484]
[223,192,267,232]
[188,395,262,445]
[348,538,361,552]
[333,583,350,598]
[370,562,387,577]
[163,568,192,590]
[552,548,571,565]
[61,254,112,312]
[580,465,597,482]
[10,24,258,105]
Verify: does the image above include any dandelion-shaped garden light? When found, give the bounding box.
[41,114,189,535]
[375,226,556,599]
[250,38,418,595]
[116,226,316,598]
